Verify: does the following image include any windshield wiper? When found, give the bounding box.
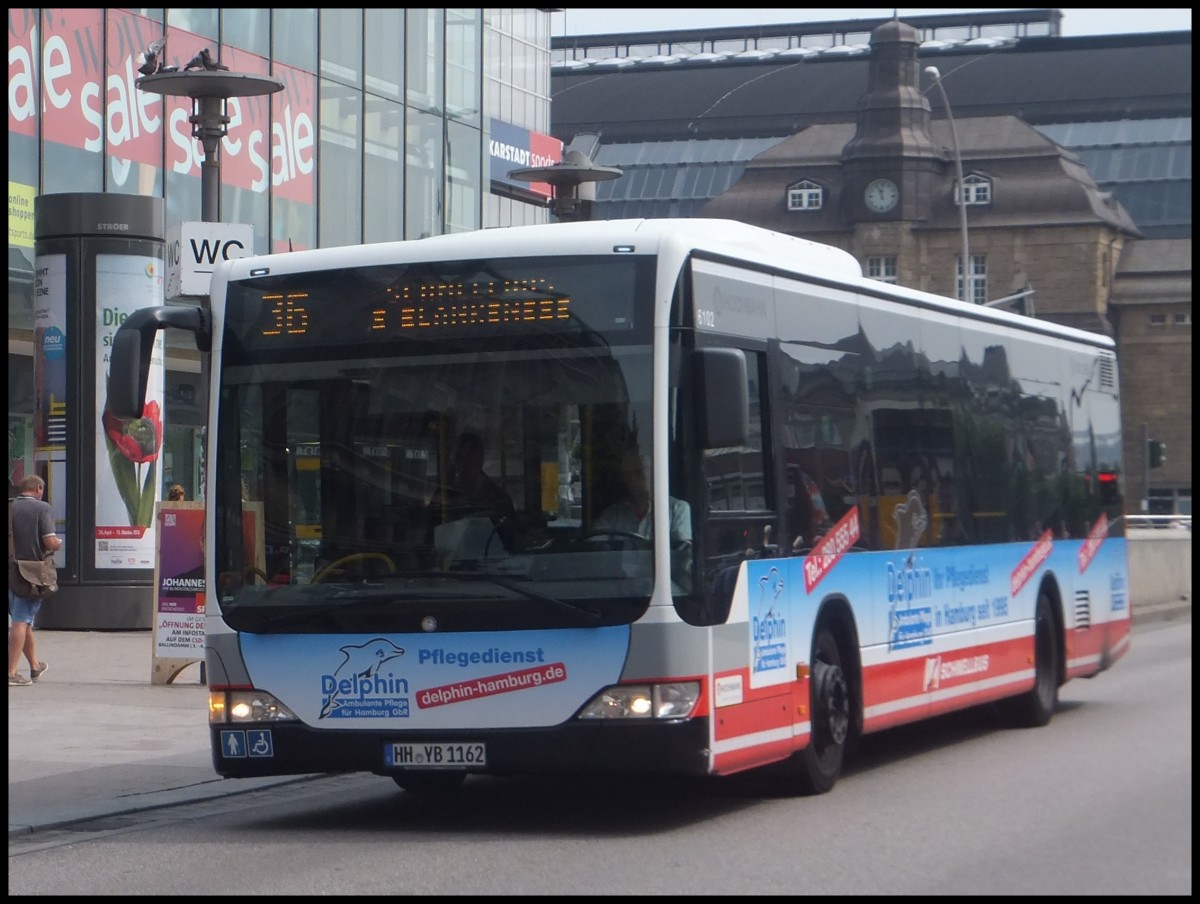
[403,571,602,624]
[254,571,600,631]
[255,591,403,632]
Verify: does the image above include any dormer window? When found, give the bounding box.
[867,255,898,284]
[787,180,824,211]
[959,173,991,206]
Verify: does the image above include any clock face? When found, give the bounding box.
[864,178,899,212]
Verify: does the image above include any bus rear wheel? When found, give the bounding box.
[793,626,850,795]
[1003,591,1059,728]
[391,771,468,794]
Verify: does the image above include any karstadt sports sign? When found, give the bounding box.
[488,119,562,200]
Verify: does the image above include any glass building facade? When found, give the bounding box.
[8,8,557,501]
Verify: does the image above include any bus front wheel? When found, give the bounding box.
[794,625,850,795]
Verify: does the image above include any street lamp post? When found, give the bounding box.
[509,133,622,222]
[509,148,623,222]
[137,68,283,225]
[924,65,971,302]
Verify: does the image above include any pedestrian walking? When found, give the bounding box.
[8,474,61,686]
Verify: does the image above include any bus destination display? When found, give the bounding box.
[260,278,574,340]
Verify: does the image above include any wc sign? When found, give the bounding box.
[165,222,254,298]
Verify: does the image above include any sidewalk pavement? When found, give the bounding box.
[7,629,308,838]
[8,596,1191,838]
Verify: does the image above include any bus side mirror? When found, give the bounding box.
[107,323,150,419]
[107,304,212,419]
[695,347,748,450]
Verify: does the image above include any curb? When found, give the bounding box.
[1133,599,1191,625]
[8,775,320,839]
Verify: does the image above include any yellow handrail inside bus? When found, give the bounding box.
[312,552,396,583]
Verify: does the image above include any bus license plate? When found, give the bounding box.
[385,742,486,769]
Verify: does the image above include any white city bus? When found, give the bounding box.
[109,218,1131,794]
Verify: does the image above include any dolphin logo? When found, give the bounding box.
[893,490,928,550]
[319,638,406,719]
[757,566,784,620]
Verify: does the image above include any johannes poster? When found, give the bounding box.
[154,503,206,659]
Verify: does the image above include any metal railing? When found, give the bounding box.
[1124,514,1192,531]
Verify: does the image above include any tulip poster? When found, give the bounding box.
[94,253,165,569]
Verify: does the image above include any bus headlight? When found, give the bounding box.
[577,682,700,720]
[209,689,298,723]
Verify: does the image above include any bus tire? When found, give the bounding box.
[1004,591,1059,728]
[796,625,850,795]
[391,771,468,794]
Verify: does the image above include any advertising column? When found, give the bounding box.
[34,193,165,629]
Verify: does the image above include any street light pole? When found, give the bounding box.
[137,68,283,225]
[924,65,971,302]
[509,148,623,222]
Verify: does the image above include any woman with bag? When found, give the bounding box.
[8,475,61,686]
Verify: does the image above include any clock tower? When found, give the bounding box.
[840,18,941,222]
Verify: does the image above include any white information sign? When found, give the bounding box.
[166,221,254,298]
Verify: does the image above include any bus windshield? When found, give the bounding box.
[211,254,687,633]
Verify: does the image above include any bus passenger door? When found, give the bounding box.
[695,349,780,623]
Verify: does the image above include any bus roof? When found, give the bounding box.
[220,217,861,283]
[216,218,1114,350]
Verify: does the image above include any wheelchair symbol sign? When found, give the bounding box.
[247,729,274,757]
